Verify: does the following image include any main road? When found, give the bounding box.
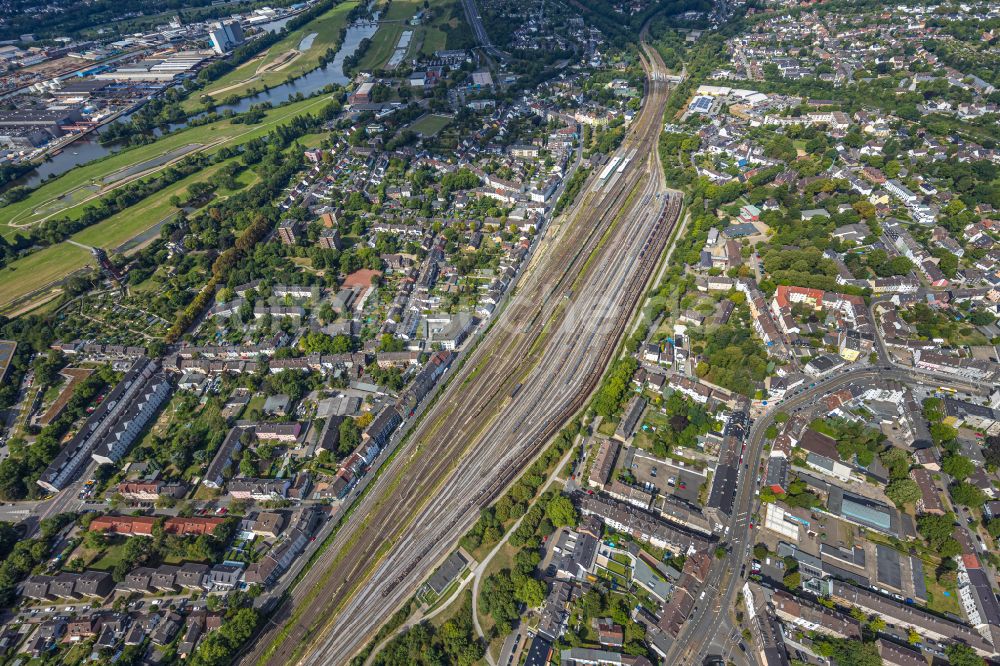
[459,0,508,61]
[665,360,987,665]
[243,41,680,666]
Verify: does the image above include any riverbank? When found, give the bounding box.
[0,96,336,313]
[184,1,362,112]
[0,1,375,204]
[0,129,323,315]
[1,88,335,234]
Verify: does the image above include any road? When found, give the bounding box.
[459,0,509,61]
[665,361,988,665]
[242,41,680,666]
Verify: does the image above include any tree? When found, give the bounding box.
[190,607,260,666]
[782,571,801,589]
[917,513,962,556]
[887,256,914,276]
[945,642,985,666]
[930,422,957,447]
[764,135,796,162]
[885,478,920,507]
[879,447,911,480]
[494,495,515,523]
[853,200,876,219]
[300,331,353,354]
[338,418,361,455]
[514,576,546,608]
[985,435,1000,469]
[545,495,578,528]
[922,397,944,422]
[378,334,406,352]
[514,548,541,575]
[83,529,107,550]
[942,454,975,481]
[592,358,638,418]
[951,481,986,508]
[239,450,256,477]
[813,637,881,666]
[479,570,518,634]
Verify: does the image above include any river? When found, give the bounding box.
[192,13,378,118]
[4,14,379,193]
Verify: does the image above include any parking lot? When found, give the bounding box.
[629,450,704,504]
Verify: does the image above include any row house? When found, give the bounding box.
[115,480,187,501]
[227,478,291,501]
[22,571,114,601]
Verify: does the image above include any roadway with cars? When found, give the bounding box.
[665,358,988,665]
[241,38,680,666]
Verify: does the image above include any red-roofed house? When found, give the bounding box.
[89,515,225,537]
[89,516,156,536]
[164,517,225,536]
[773,285,825,310]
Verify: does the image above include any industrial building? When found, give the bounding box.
[208,21,244,55]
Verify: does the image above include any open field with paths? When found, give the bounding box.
[2,88,335,237]
[0,121,328,311]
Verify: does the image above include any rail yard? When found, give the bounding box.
[243,39,682,666]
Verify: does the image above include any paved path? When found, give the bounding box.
[364,441,579,666]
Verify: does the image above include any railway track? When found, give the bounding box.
[320,182,680,659]
[370,171,670,602]
[468,195,682,507]
[245,41,677,666]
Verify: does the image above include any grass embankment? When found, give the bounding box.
[0,94,333,310]
[2,94,330,231]
[185,1,359,112]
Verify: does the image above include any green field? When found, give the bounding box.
[77,160,235,249]
[605,559,629,577]
[0,243,92,310]
[417,0,460,56]
[0,121,329,312]
[408,113,452,137]
[0,162,244,312]
[421,26,448,55]
[187,1,359,111]
[18,185,100,231]
[1,93,333,234]
[356,0,425,70]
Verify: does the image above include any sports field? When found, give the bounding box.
[408,113,453,137]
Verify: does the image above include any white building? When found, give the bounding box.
[209,21,244,54]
